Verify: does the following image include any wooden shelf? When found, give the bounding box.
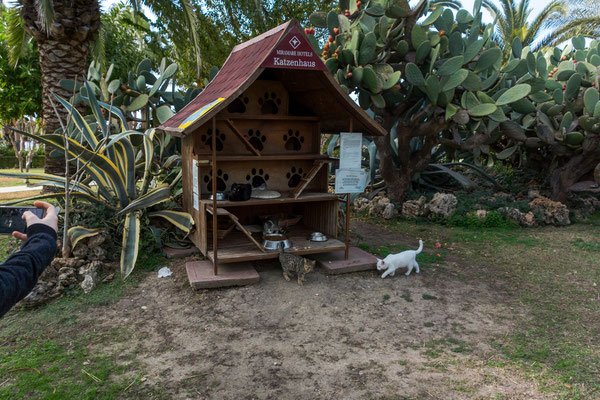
[217,115,319,121]
[193,154,335,162]
[200,192,338,207]
[207,224,345,264]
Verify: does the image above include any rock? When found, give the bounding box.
[51,257,84,270]
[72,244,88,259]
[87,234,106,249]
[528,188,541,200]
[71,234,109,262]
[18,281,61,308]
[475,210,488,220]
[498,207,535,227]
[499,207,523,225]
[353,197,370,213]
[381,203,398,220]
[80,275,96,294]
[360,192,398,220]
[401,196,427,219]
[529,197,570,226]
[79,261,102,294]
[88,246,106,262]
[57,267,78,287]
[522,212,535,227]
[426,193,457,217]
[595,163,600,185]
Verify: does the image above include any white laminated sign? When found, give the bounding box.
[192,159,199,210]
[335,132,367,194]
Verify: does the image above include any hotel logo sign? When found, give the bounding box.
[261,27,326,71]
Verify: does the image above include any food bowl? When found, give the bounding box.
[209,192,227,201]
[308,232,328,242]
[262,233,292,251]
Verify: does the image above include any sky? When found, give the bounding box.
[101,0,552,24]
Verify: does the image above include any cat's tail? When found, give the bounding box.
[415,239,423,254]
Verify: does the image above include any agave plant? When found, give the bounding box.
[1,78,193,278]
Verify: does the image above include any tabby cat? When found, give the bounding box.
[278,248,315,285]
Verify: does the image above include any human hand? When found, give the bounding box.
[12,201,59,241]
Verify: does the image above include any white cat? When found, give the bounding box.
[377,240,423,278]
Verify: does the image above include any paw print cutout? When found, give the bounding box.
[227,95,249,113]
[203,168,229,192]
[286,166,306,188]
[283,129,304,151]
[247,129,266,151]
[245,168,270,188]
[200,128,226,152]
[258,91,282,114]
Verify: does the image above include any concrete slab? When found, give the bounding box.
[162,246,199,259]
[186,260,260,289]
[311,246,377,275]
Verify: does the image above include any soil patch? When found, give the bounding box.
[85,221,548,399]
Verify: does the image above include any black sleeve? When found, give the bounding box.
[0,224,58,317]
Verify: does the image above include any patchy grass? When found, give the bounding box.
[0,235,167,399]
[571,237,600,252]
[357,241,446,269]
[359,214,600,398]
[0,190,42,202]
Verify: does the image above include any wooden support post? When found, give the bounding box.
[345,118,354,260]
[212,117,218,275]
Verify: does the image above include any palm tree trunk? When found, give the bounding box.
[38,39,90,176]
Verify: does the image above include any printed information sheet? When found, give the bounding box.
[334,169,368,194]
[339,132,363,170]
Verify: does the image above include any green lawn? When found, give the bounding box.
[0,168,44,187]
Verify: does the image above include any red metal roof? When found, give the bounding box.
[159,19,386,137]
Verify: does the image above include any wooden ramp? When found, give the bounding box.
[186,260,259,289]
[310,247,377,275]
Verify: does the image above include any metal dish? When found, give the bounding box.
[263,238,292,251]
[308,232,328,242]
[209,192,227,201]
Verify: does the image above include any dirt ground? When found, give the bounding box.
[85,220,550,399]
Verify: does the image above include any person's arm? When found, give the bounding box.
[0,202,58,317]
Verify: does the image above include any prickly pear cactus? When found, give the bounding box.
[59,58,205,128]
[309,0,511,201]
[496,36,600,155]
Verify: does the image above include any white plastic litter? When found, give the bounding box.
[157,266,173,278]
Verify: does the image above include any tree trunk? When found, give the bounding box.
[19,0,101,179]
[550,143,600,203]
[373,115,446,204]
[373,135,412,203]
[38,40,90,177]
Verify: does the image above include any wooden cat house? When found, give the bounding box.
[159,19,385,287]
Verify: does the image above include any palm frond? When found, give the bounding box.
[4,7,29,67]
[179,0,202,83]
[90,22,106,70]
[35,0,55,33]
[430,0,462,10]
[526,0,565,47]
[539,16,600,47]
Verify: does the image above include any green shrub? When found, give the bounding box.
[0,155,44,169]
[445,210,517,229]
